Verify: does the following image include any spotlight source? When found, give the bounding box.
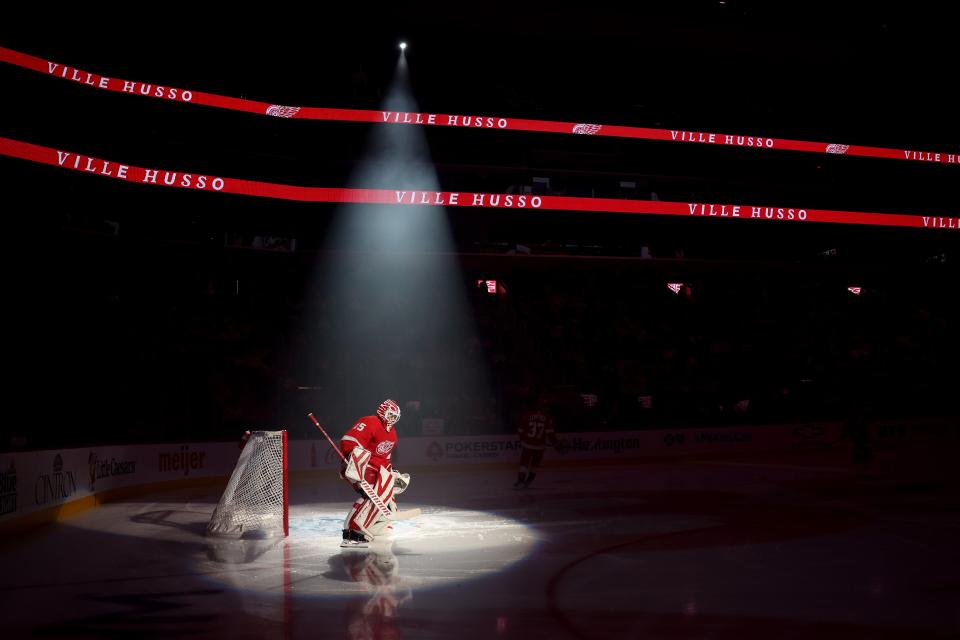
[399,42,407,51]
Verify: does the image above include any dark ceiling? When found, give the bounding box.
[1,2,957,260]
[5,2,955,141]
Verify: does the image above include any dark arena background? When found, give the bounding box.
[1,4,958,639]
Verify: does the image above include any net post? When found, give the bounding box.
[282,429,289,537]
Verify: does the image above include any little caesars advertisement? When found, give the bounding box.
[1,442,237,525]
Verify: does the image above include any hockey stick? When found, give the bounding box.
[307,413,420,521]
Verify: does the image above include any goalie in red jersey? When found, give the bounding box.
[339,399,411,547]
[514,395,562,489]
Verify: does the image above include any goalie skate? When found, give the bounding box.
[341,528,371,548]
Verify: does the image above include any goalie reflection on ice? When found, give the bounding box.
[335,546,412,640]
[339,399,411,547]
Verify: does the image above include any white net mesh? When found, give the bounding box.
[207,430,286,538]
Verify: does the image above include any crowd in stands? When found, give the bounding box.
[12,225,955,451]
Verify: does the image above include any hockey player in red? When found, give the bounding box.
[514,397,559,489]
[340,399,411,547]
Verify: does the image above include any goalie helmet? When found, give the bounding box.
[377,399,402,429]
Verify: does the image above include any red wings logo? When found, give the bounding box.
[572,123,602,135]
[376,441,395,455]
[825,144,850,154]
[266,105,301,118]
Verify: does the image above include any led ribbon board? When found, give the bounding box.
[1,46,956,166]
[2,137,956,231]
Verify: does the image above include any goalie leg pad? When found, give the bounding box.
[366,467,398,538]
[345,498,375,541]
[346,466,397,540]
[366,516,394,538]
[372,465,396,506]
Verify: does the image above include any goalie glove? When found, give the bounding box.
[392,470,411,495]
[344,446,371,484]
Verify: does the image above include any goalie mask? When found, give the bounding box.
[377,399,402,430]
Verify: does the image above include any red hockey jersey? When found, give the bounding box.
[518,410,556,450]
[340,414,398,472]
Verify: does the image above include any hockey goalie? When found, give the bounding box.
[339,399,412,548]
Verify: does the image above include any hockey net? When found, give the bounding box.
[207,430,288,538]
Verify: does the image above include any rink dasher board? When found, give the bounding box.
[5,417,956,526]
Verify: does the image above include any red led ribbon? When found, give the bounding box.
[2,46,956,166]
[2,136,956,231]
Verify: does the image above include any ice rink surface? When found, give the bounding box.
[2,446,958,639]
